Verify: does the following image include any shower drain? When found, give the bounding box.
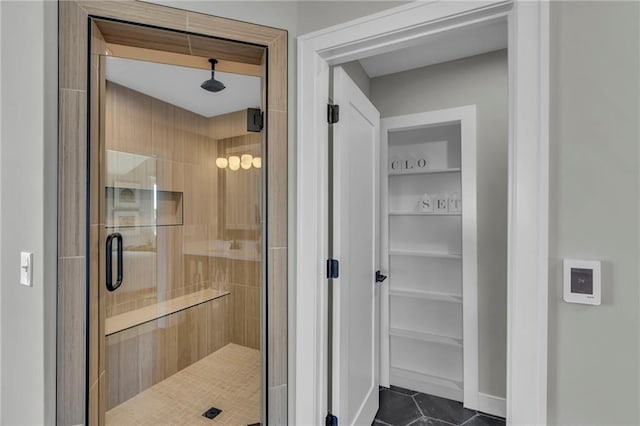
[202,407,222,420]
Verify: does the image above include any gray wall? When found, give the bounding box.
[341,61,371,98]
[297,1,409,34]
[0,1,57,425]
[370,50,509,399]
[548,1,640,425]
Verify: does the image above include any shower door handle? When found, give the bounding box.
[106,233,123,292]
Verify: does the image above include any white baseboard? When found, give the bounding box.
[388,366,506,419]
[390,368,463,403]
[477,393,506,418]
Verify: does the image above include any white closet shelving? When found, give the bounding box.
[380,107,477,406]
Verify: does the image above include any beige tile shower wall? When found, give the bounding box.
[105,82,244,313]
[211,257,262,349]
[106,294,230,409]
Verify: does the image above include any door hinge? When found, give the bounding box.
[247,108,264,132]
[325,412,338,426]
[327,259,339,279]
[375,270,387,283]
[328,104,340,124]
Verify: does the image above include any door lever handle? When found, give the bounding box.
[375,270,387,283]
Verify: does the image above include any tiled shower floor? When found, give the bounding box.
[374,386,506,426]
[106,343,261,425]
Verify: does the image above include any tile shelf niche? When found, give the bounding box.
[105,186,184,228]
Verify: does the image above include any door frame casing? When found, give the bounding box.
[295,1,549,425]
[57,2,288,425]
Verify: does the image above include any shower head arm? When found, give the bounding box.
[209,58,218,78]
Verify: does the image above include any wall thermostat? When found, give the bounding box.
[563,259,601,305]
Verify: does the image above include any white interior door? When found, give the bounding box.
[331,66,381,425]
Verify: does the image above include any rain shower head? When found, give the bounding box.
[201,58,226,93]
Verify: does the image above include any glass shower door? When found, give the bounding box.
[100,53,264,425]
[103,150,165,410]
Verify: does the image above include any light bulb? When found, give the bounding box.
[228,156,240,171]
[252,157,262,168]
[241,154,253,169]
[215,157,228,169]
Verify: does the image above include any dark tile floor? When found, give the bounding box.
[373,386,506,426]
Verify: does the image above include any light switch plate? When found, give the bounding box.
[20,251,33,287]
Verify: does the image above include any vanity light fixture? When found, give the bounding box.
[241,154,253,170]
[216,155,262,170]
[215,157,228,169]
[228,155,241,171]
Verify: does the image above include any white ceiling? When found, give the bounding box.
[359,20,507,78]
[105,56,261,118]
